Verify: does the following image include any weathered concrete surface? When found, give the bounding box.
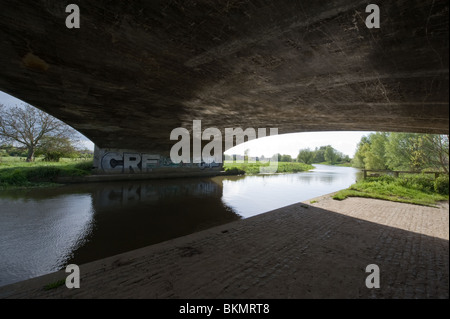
[0,1,448,154]
[91,146,223,175]
[0,196,447,299]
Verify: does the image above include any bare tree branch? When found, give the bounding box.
[0,103,78,161]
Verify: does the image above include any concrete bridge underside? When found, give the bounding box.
[0,0,448,174]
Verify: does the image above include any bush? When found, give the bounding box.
[434,175,449,195]
[0,169,28,186]
[25,166,61,181]
[366,175,396,183]
[224,167,245,175]
[397,175,435,193]
[72,160,93,171]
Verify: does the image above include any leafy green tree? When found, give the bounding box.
[364,133,388,170]
[421,134,449,173]
[385,133,427,170]
[36,136,78,162]
[341,154,351,163]
[297,148,315,164]
[0,144,27,157]
[352,136,371,168]
[280,154,292,162]
[385,133,412,170]
[313,146,327,163]
[324,145,339,164]
[387,133,449,172]
[354,132,449,172]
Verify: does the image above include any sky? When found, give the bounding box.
[0,91,95,151]
[1,91,371,157]
[225,131,371,158]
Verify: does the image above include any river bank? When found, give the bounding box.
[1,194,447,299]
[222,161,314,175]
[333,174,449,206]
[0,159,315,189]
[0,160,92,189]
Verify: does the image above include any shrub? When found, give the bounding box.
[434,175,449,195]
[224,167,245,175]
[0,169,28,186]
[366,175,395,183]
[72,160,93,171]
[397,175,435,193]
[25,166,61,182]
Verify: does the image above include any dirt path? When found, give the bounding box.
[1,195,448,299]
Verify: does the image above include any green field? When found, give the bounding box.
[223,161,314,175]
[333,174,449,206]
[0,156,93,189]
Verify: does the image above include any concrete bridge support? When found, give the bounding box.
[93,146,223,177]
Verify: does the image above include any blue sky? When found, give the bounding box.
[1,91,371,156]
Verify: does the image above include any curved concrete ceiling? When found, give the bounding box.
[0,0,448,153]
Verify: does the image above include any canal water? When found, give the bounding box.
[0,164,360,287]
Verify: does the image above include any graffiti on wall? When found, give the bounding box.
[101,152,221,173]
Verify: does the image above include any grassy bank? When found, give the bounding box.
[223,161,314,175]
[0,159,93,189]
[333,175,449,206]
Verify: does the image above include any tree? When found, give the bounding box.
[422,134,449,173]
[36,136,78,162]
[272,153,282,162]
[313,146,327,163]
[324,145,339,164]
[0,144,27,157]
[342,154,351,163]
[387,133,449,172]
[353,136,371,168]
[0,103,77,162]
[280,154,292,162]
[385,133,412,170]
[364,133,388,170]
[297,148,315,164]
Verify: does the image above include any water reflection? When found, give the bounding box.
[0,164,360,287]
[0,178,239,286]
[70,179,239,266]
[0,193,94,286]
[221,165,360,217]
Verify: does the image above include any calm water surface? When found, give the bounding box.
[0,164,360,286]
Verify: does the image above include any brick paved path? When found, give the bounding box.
[1,196,448,299]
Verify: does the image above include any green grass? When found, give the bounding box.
[223,161,314,175]
[0,157,93,189]
[43,279,66,291]
[333,175,449,207]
